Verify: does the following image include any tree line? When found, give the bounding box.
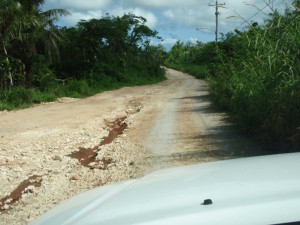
[165,1,300,151]
[0,0,166,109]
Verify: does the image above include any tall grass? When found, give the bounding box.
[209,8,300,150]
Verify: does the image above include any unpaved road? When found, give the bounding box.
[0,69,265,224]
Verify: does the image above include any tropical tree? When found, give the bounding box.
[55,13,161,81]
[0,0,23,88]
[15,0,69,86]
[0,0,69,88]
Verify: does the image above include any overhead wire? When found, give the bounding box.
[234,0,279,30]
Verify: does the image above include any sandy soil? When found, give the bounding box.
[0,69,265,225]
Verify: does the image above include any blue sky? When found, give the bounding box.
[44,0,294,48]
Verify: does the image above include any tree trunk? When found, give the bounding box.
[2,41,13,87]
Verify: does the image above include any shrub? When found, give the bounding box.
[208,7,300,150]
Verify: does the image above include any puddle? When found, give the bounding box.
[68,116,127,169]
[101,117,128,145]
[68,147,98,167]
[0,175,42,211]
[0,117,128,211]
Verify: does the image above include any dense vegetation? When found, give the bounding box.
[0,0,166,110]
[165,2,300,151]
[165,41,217,79]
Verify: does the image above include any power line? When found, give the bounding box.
[235,0,278,30]
[209,0,226,43]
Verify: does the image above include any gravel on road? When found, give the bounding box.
[0,69,265,225]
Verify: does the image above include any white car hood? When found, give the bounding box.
[30,153,300,225]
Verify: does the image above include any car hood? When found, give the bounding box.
[30,153,300,225]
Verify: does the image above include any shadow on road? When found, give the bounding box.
[173,88,272,165]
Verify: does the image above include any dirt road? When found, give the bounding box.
[0,69,264,224]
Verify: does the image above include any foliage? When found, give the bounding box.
[30,54,56,89]
[0,56,25,89]
[165,2,300,151]
[0,86,56,110]
[0,71,166,111]
[0,4,166,111]
[54,14,163,81]
[211,6,300,150]
[165,41,217,79]
[0,0,69,88]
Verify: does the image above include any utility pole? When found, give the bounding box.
[209,0,225,43]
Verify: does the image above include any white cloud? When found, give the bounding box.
[161,0,292,36]
[161,38,178,45]
[124,0,200,9]
[188,37,200,44]
[45,0,293,31]
[43,0,294,44]
[60,10,103,27]
[163,10,175,20]
[162,8,215,31]
[218,0,293,30]
[44,0,112,11]
[110,7,158,28]
[44,0,158,29]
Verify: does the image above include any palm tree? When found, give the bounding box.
[0,0,69,88]
[0,0,23,88]
[16,0,70,86]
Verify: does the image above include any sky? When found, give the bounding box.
[43,0,294,48]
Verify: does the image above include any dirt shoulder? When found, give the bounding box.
[0,69,265,225]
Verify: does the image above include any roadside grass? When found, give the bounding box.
[165,63,209,79]
[208,10,300,151]
[0,71,166,111]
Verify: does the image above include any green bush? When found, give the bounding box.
[208,8,300,150]
[30,55,57,90]
[0,86,33,109]
[65,80,91,97]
